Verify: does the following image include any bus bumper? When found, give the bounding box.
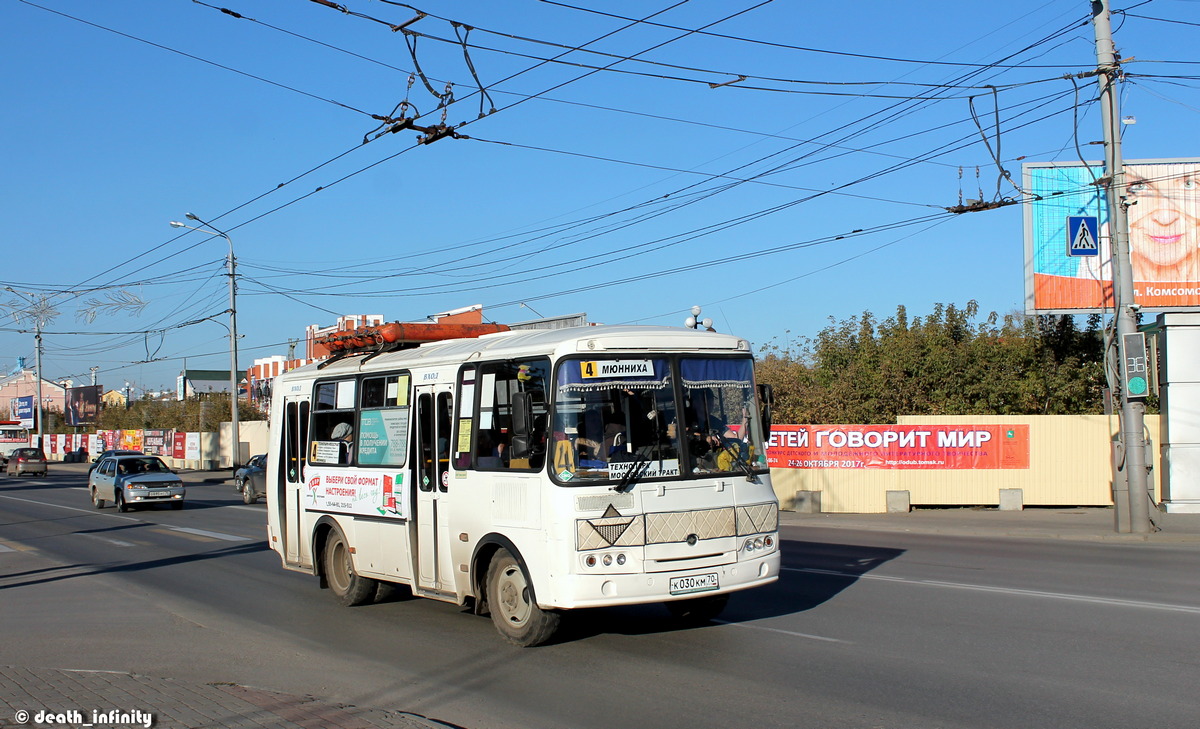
[542,550,780,610]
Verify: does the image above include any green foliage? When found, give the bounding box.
[757,302,1110,424]
[41,395,265,434]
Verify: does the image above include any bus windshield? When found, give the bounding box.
[551,356,767,484]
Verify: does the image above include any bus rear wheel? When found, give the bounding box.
[486,549,560,647]
[324,527,378,607]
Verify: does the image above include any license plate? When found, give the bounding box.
[669,573,719,595]
[148,491,170,497]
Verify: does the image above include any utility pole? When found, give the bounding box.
[169,215,241,469]
[1092,0,1152,533]
[34,327,43,449]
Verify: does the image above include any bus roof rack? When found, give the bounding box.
[315,321,510,369]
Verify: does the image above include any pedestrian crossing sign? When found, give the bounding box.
[1067,216,1099,257]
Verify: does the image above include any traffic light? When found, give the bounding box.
[1121,332,1149,401]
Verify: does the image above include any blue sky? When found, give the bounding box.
[2,0,1198,395]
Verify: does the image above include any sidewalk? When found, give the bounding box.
[0,667,451,729]
[780,505,1200,543]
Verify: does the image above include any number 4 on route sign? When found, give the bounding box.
[1067,216,1099,257]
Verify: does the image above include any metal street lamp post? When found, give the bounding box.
[169,214,241,469]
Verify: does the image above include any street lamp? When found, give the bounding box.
[684,305,713,331]
[169,214,241,469]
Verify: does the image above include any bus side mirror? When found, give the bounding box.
[510,391,534,458]
[757,384,774,436]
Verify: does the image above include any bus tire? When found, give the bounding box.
[664,593,729,624]
[324,527,377,607]
[486,549,560,647]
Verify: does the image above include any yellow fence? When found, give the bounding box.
[770,414,1161,513]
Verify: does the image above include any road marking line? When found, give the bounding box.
[77,533,134,547]
[784,567,1200,615]
[167,526,251,542]
[0,493,139,521]
[154,528,214,543]
[0,543,14,553]
[714,619,848,643]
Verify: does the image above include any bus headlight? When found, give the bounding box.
[743,535,776,553]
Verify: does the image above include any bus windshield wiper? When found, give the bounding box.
[613,451,651,493]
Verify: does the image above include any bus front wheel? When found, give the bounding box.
[324,527,378,607]
[486,549,560,647]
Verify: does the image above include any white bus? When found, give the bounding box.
[1,421,33,463]
[265,324,780,646]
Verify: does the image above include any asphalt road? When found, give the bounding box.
[2,465,1199,729]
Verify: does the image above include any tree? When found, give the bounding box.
[41,394,264,434]
[757,302,1110,424]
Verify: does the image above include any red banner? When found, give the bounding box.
[767,424,1030,470]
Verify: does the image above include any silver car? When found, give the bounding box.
[89,455,185,512]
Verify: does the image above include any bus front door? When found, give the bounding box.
[413,384,455,594]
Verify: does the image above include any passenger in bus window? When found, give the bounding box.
[331,422,353,464]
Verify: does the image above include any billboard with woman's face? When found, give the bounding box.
[1024,159,1200,312]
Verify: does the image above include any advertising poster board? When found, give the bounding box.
[65,386,101,427]
[120,429,143,451]
[767,424,1030,470]
[185,432,201,460]
[142,429,169,455]
[1024,158,1200,312]
[11,396,35,428]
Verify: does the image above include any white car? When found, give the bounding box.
[89,455,185,512]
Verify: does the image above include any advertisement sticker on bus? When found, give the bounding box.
[305,467,408,519]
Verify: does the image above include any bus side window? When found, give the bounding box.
[454,366,475,470]
[311,379,356,466]
[476,358,550,471]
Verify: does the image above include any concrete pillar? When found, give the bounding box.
[999,488,1024,511]
[886,490,910,513]
[792,490,822,514]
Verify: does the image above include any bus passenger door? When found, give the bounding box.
[413,384,455,594]
[278,394,309,567]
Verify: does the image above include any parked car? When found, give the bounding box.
[62,447,89,463]
[89,454,184,512]
[89,449,143,474]
[234,453,267,504]
[0,446,19,469]
[6,448,48,477]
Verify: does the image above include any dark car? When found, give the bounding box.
[62,447,89,463]
[234,453,267,504]
[6,448,48,477]
[89,449,143,474]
